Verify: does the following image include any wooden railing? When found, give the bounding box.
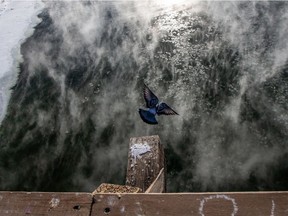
[1,135,288,215]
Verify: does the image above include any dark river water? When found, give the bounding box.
[0,1,288,192]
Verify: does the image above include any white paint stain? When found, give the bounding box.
[135,201,144,216]
[25,206,32,214]
[120,206,125,213]
[107,196,118,206]
[199,194,238,216]
[130,142,151,162]
[271,200,275,216]
[0,195,3,201]
[49,198,60,208]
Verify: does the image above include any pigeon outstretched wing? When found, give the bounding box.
[144,84,159,108]
[156,103,179,115]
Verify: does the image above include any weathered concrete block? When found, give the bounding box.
[126,135,165,192]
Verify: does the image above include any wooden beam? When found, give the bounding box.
[0,192,92,216]
[92,192,288,216]
[126,135,165,192]
[0,191,288,215]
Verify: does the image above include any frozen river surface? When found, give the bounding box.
[0,0,44,122]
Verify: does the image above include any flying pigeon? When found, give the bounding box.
[138,84,179,124]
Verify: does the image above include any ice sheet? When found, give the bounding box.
[0,0,44,122]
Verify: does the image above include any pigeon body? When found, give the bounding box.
[138,84,178,124]
[139,108,158,124]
